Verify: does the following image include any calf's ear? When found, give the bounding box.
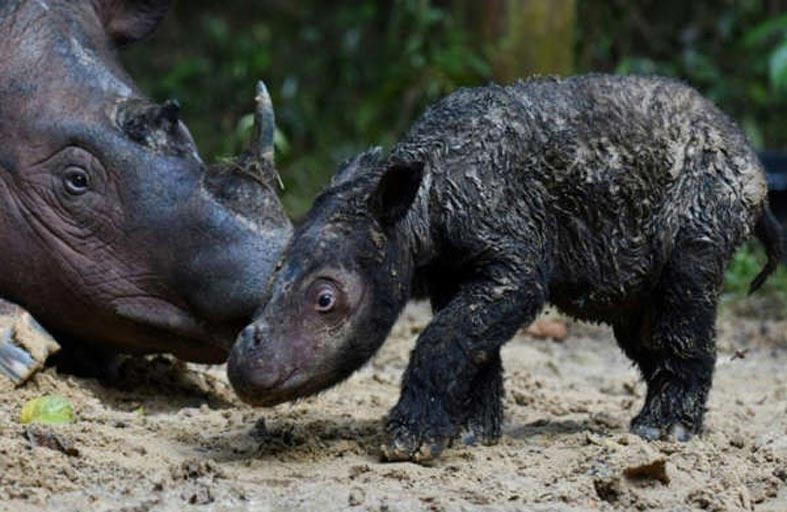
[331,147,384,188]
[368,161,424,227]
[94,0,170,46]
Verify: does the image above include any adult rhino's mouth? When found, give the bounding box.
[109,296,238,362]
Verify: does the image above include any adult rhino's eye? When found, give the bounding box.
[63,167,90,195]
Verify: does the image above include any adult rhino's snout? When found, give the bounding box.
[169,164,291,336]
[122,83,291,349]
[173,82,292,334]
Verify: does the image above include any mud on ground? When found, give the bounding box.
[1,302,786,511]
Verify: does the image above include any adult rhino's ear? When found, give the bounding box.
[369,161,424,227]
[94,0,171,46]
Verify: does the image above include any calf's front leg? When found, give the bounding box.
[383,256,548,462]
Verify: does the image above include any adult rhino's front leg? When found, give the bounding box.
[0,299,60,385]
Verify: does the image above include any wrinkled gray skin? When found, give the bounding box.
[0,0,291,369]
[230,74,781,462]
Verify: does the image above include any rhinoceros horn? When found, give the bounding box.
[252,81,275,162]
[240,80,281,189]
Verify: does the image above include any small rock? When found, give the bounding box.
[591,411,624,429]
[249,418,269,441]
[623,457,669,485]
[171,459,224,481]
[348,464,370,479]
[729,433,746,449]
[593,475,623,503]
[23,425,79,457]
[182,484,214,505]
[522,319,569,341]
[348,488,365,506]
[686,488,725,512]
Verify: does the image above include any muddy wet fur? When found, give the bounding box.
[229,74,783,462]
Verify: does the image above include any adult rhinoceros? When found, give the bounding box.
[0,0,291,381]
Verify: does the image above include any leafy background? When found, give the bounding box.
[123,0,787,306]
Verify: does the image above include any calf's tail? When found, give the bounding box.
[749,202,784,294]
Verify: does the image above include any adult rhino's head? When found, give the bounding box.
[0,0,292,362]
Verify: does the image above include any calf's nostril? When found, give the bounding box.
[239,325,259,347]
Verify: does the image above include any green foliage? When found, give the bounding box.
[771,43,787,92]
[125,2,787,213]
[124,1,489,216]
[722,243,787,316]
[726,245,765,296]
[576,0,787,150]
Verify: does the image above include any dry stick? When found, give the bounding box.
[0,328,35,384]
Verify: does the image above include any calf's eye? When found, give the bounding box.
[315,288,336,313]
[308,279,345,315]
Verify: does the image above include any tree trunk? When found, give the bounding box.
[466,0,576,81]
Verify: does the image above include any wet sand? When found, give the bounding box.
[1,302,785,511]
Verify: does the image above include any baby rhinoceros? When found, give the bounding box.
[229,74,783,462]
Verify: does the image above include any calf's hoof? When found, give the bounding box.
[458,420,501,447]
[381,434,446,463]
[631,420,694,442]
[382,408,453,463]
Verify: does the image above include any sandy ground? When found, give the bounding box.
[1,302,786,511]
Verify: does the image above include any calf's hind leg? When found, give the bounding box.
[617,238,725,441]
[458,350,504,446]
